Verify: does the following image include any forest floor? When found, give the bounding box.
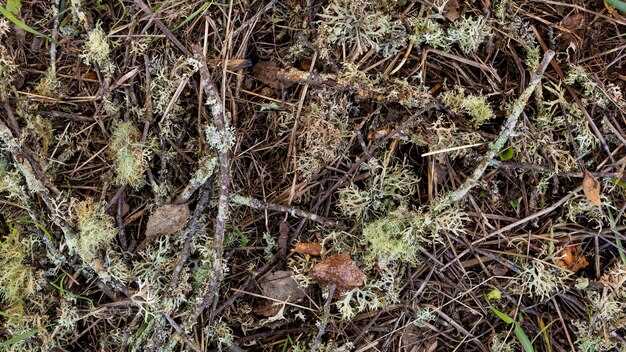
[1,0,626,351]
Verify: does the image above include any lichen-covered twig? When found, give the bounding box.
[190,46,232,323]
[230,194,338,226]
[434,50,555,211]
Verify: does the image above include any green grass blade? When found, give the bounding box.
[490,307,515,324]
[514,323,535,352]
[606,0,626,13]
[0,5,49,38]
[5,0,22,15]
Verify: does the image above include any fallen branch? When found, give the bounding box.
[434,50,555,211]
[230,194,337,226]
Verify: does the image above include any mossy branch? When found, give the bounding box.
[434,50,555,212]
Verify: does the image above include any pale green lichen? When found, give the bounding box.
[110,121,147,188]
[74,198,117,265]
[81,24,115,76]
[519,261,567,300]
[441,87,494,127]
[295,89,351,179]
[410,18,449,49]
[362,206,467,266]
[35,68,61,97]
[0,227,36,306]
[447,16,491,54]
[339,162,420,220]
[205,124,236,153]
[316,0,407,58]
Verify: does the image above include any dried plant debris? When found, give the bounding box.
[0,0,625,350]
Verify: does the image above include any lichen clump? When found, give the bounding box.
[411,16,491,54]
[362,206,467,266]
[81,24,115,76]
[441,87,494,127]
[316,0,406,58]
[296,90,351,179]
[74,198,117,265]
[0,227,36,308]
[110,121,147,188]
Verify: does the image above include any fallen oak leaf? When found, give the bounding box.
[582,170,602,206]
[293,242,322,256]
[311,253,365,295]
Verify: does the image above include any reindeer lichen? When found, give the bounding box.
[81,24,115,77]
[74,198,117,266]
[0,227,36,307]
[441,86,494,127]
[110,121,148,188]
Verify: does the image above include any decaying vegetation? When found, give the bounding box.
[0,0,626,351]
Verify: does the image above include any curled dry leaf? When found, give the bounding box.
[144,203,190,240]
[555,245,589,272]
[311,253,366,294]
[582,170,602,206]
[293,242,322,256]
[254,270,306,317]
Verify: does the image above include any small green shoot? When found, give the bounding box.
[491,307,535,352]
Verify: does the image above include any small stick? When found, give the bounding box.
[435,50,555,211]
[230,194,338,226]
[310,284,336,352]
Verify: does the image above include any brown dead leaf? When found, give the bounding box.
[555,245,589,272]
[144,203,190,239]
[444,0,460,21]
[582,170,602,206]
[293,242,322,256]
[254,270,306,317]
[311,253,366,294]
